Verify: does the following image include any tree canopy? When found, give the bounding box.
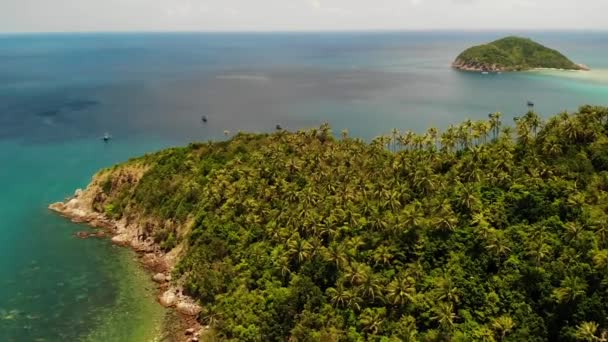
[95,105,608,341]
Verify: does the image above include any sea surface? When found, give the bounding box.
[1,31,607,341]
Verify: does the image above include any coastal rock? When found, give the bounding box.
[141,253,168,273]
[75,231,106,239]
[65,198,81,210]
[176,302,202,316]
[578,63,591,71]
[159,290,177,307]
[111,234,130,246]
[152,273,166,283]
[452,59,502,72]
[49,175,201,335]
[49,202,66,212]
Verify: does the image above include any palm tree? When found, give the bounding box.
[541,135,563,157]
[341,129,350,140]
[286,233,312,264]
[427,127,439,150]
[527,239,552,266]
[441,126,457,153]
[357,271,384,301]
[489,112,503,140]
[592,249,608,272]
[359,308,386,335]
[344,262,370,285]
[431,301,457,333]
[492,315,515,341]
[575,321,608,342]
[564,221,584,242]
[435,275,460,304]
[326,283,349,308]
[591,221,608,248]
[523,110,542,137]
[553,276,588,304]
[323,243,349,268]
[400,203,424,232]
[386,275,417,306]
[372,245,396,266]
[391,128,401,152]
[485,233,512,258]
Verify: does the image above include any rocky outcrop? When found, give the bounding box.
[176,302,202,316]
[159,290,178,307]
[153,273,167,283]
[48,178,202,339]
[452,59,504,72]
[159,287,202,316]
[577,63,591,71]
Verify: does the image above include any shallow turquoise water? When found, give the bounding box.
[0,31,607,341]
[0,139,170,341]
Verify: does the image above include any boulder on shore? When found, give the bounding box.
[111,234,130,246]
[159,290,177,307]
[176,302,202,316]
[152,273,166,283]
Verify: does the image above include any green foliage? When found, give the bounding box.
[103,203,116,216]
[94,107,608,341]
[455,36,582,71]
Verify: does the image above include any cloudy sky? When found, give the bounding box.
[1,0,607,32]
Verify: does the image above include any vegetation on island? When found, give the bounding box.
[453,36,585,72]
[95,105,608,341]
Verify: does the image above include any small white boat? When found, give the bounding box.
[481,71,489,75]
[102,133,112,142]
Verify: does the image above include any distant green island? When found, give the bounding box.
[51,105,608,341]
[453,36,589,72]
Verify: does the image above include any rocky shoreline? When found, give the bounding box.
[49,189,205,342]
[452,59,505,72]
[452,59,591,73]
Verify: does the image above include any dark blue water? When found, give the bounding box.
[1,31,607,341]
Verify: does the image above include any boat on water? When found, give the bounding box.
[276,124,282,130]
[527,101,535,108]
[102,133,111,142]
[481,71,489,75]
[202,115,208,123]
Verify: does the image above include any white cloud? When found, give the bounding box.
[309,0,348,15]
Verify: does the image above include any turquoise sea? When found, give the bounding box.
[1,31,608,341]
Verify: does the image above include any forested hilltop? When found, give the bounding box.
[90,106,608,341]
[452,36,587,72]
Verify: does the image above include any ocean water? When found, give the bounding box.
[1,31,607,341]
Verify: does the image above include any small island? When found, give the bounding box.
[452,36,589,72]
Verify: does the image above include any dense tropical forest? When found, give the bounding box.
[95,105,608,341]
[453,36,585,72]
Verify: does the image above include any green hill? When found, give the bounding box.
[453,36,587,72]
[67,106,608,341]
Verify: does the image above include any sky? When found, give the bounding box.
[1,0,607,33]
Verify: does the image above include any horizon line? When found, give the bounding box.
[2,28,608,35]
